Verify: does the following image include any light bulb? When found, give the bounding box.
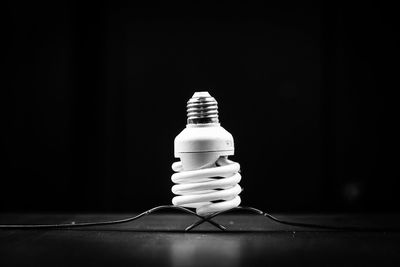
[171,91,242,216]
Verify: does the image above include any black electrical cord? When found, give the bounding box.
[0,205,397,232]
[185,206,398,232]
[0,205,226,231]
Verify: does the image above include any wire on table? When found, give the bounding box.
[0,205,225,231]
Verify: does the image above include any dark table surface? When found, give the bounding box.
[1,212,400,266]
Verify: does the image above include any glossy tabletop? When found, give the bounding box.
[1,212,399,266]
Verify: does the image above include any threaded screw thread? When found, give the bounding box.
[187,92,219,124]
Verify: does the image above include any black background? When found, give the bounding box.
[2,2,399,213]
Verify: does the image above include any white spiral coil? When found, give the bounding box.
[171,157,242,216]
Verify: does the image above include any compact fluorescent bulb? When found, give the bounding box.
[171,92,242,216]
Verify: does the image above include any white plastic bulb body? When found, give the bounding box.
[171,92,242,216]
